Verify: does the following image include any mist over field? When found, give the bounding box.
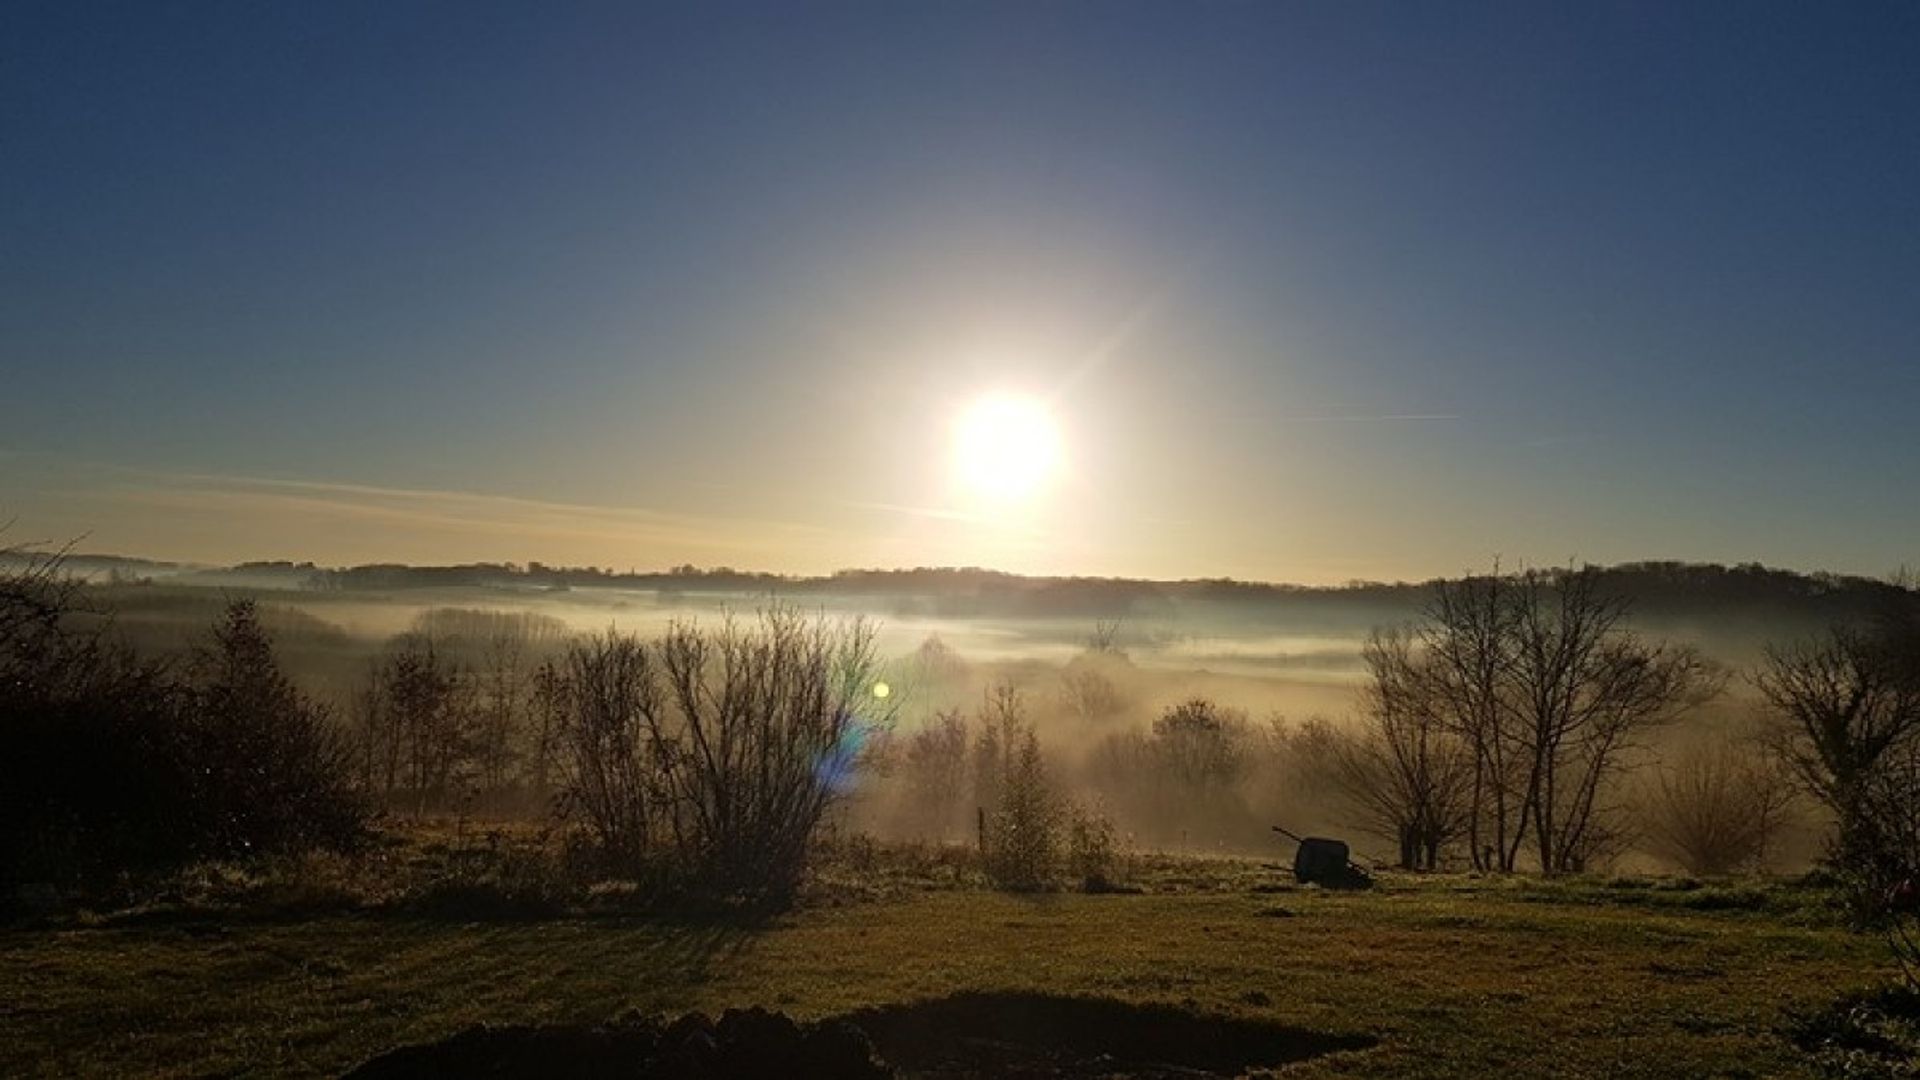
[46,554,1888,869]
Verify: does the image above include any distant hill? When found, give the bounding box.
[0,550,195,581]
[40,552,1908,634]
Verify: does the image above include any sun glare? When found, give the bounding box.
[951,394,1063,503]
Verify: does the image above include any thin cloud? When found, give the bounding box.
[31,457,865,568]
[1271,412,1462,424]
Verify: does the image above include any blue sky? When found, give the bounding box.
[3,2,1917,581]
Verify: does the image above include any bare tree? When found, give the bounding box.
[357,634,477,813]
[526,657,570,804]
[1759,601,1920,904]
[971,682,1026,821]
[0,535,85,688]
[1643,739,1796,876]
[1380,564,1718,874]
[554,631,659,869]
[403,608,572,803]
[475,626,526,797]
[900,709,970,840]
[1152,698,1248,791]
[1060,664,1125,725]
[1084,697,1250,851]
[1087,619,1125,657]
[1506,569,1718,874]
[1759,627,1920,823]
[1420,570,1526,870]
[1333,629,1475,870]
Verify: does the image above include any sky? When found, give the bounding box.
[3,2,1918,584]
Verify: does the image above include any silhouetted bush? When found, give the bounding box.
[1760,588,1920,918]
[353,633,479,813]
[183,600,367,858]
[554,609,890,905]
[0,551,366,892]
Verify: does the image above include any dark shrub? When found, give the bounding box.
[555,609,891,905]
[0,637,198,886]
[182,600,368,857]
[0,554,366,892]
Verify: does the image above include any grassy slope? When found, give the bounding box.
[0,872,1890,1079]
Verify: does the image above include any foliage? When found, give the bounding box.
[979,688,1062,891]
[1065,801,1120,891]
[183,600,368,858]
[898,709,971,841]
[1759,593,1920,916]
[1389,565,1719,873]
[1,548,365,889]
[1642,739,1796,876]
[552,609,889,904]
[1791,984,1920,1080]
[1324,630,1476,869]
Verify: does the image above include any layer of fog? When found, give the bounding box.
[82,580,1827,872]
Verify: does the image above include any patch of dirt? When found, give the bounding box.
[344,994,1376,1079]
[838,991,1376,1077]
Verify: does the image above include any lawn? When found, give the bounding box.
[0,863,1893,1078]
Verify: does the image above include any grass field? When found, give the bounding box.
[0,843,1896,1079]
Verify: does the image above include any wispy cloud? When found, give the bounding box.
[5,452,864,568]
[1270,412,1462,424]
[116,470,834,548]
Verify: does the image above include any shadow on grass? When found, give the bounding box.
[838,991,1378,1077]
[343,992,1375,1079]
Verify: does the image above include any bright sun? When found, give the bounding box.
[951,394,1064,502]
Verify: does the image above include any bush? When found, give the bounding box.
[1643,740,1796,877]
[555,610,890,905]
[184,601,367,857]
[1,640,198,886]
[1759,597,1920,919]
[1066,801,1119,891]
[981,696,1061,891]
[898,710,970,841]
[1086,697,1251,851]
[1790,984,1920,1079]
[0,555,366,892]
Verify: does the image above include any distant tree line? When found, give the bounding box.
[255,557,1910,627]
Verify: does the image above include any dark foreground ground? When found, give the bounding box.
[0,852,1895,1078]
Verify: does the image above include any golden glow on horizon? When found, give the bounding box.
[950,393,1063,504]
